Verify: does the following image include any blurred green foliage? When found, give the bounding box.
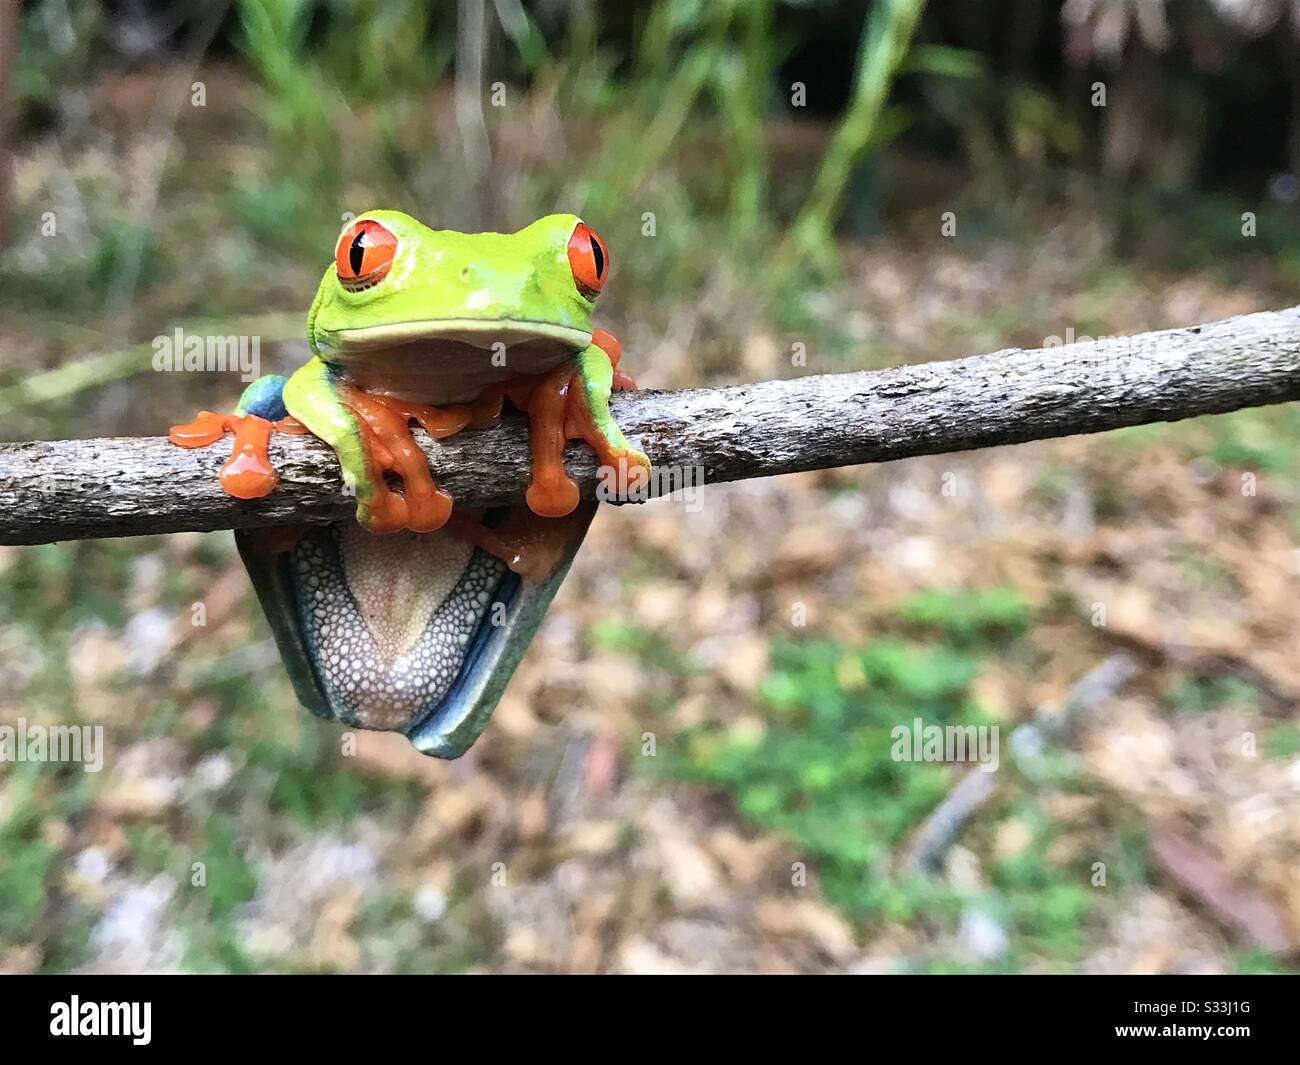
[658,588,1138,970]
[6,0,1299,337]
[898,586,1031,646]
[1262,723,1300,760]
[1164,675,1257,717]
[221,0,952,280]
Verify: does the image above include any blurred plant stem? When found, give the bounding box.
[235,0,338,188]
[0,312,301,416]
[782,0,926,276]
[617,0,739,199]
[223,0,926,275]
[101,0,228,341]
[0,0,18,247]
[491,0,549,71]
[455,0,494,228]
[720,0,776,239]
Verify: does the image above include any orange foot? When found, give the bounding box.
[334,386,503,534]
[170,411,307,499]
[509,328,645,518]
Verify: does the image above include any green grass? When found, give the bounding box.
[1236,948,1300,975]
[674,635,986,915]
[1164,675,1258,716]
[1114,405,1300,491]
[589,617,694,675]
[897,586,1032,646]
[0,762,100,964]
[646,587,1129,967]
[1262,723,1300,760]
[631,584,1172,970]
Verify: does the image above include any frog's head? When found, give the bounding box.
[308,211,610,394]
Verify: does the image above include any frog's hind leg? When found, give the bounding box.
[169,374,305,499]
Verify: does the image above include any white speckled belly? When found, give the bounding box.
[291,523,509,730]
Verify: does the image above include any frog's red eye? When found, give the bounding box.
[335,219,398,291]
[567,222,609,299]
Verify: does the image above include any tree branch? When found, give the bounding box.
[2,306,1298,546]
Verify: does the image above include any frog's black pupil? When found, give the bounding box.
[349,230,367,276]
[590,235,605,278]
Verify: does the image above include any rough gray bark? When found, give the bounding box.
[1,305,1298,546]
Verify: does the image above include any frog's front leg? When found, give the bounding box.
[281,356,488,534]
[572,329,649,465]
[169,375,308,498]
[521,329,651,518]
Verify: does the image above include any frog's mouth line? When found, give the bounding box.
[323,318,592,352]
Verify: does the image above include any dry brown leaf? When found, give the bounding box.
[1149,826,1295,955]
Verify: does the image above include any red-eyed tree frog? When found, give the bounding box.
[170,212,650,757]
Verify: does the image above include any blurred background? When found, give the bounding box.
[1,0,1299,974]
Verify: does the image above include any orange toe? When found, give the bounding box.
[526,476,580,518]
[171,410,281,499]
[219,415,279,498]
[169,411,230,448]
